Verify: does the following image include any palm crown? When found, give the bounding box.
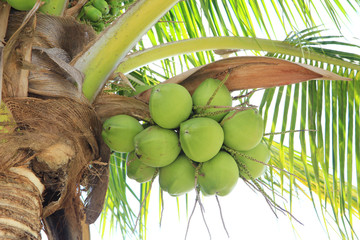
[1,0,359,239]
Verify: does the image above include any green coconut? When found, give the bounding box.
[180,117,224,162]
[126,151,157,183]
[92,0,109,15]
[159,154,196,196]
[236,142,270,180]
[84,5,103,22]
[192,78,232,122]
[134,125,181,167]
[221,109,264,151]
[7,0,52,12]
[7,0,37,10]
[149,83,192,129]
[101,115,143,152]
[198,151,239,196]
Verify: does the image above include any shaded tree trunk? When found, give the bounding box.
[0,167,44,239]
[0,6,110,240]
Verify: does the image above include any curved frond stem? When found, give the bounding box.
[116,36,360,74]
[74,0,180,102]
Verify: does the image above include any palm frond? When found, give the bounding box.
[100,152,140,239]
[259,29,360,238]
[130,0,360,80]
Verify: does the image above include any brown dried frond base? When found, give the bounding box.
[1,11,111,237]
[0,170,43,239]
[0,96,109,222]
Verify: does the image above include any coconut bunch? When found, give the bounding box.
[101,79,271,197]
[78,0,122,32]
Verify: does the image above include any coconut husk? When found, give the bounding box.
[2,10,109,239]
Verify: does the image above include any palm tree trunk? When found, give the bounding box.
[0,167,44,239]
[1,8,109,240]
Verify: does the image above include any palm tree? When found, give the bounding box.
[0,0,359,239]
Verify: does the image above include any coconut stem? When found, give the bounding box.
[218,105,258,124]
[206,72,231,106]
[126,153,137,166]
[244,178,303,225]
[222,145,305,182]
[185,164,212,240]
[193,73,232,119]
[232,88,264,101]
[184,189,198,240]
[193,104,251,111]
[192,105,254,119]
[194,163,202,188]
[215,195,230,238]
[226,145,304,225]
[199,194,212,240]
[184,185,212,240]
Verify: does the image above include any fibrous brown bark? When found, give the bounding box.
[0,167,44,239]
[1,9,110,240]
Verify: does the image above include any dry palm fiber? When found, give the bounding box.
[1,10,110,229]
[93,94,151,122]
[4,11,96,101]
[0,97,108,220]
